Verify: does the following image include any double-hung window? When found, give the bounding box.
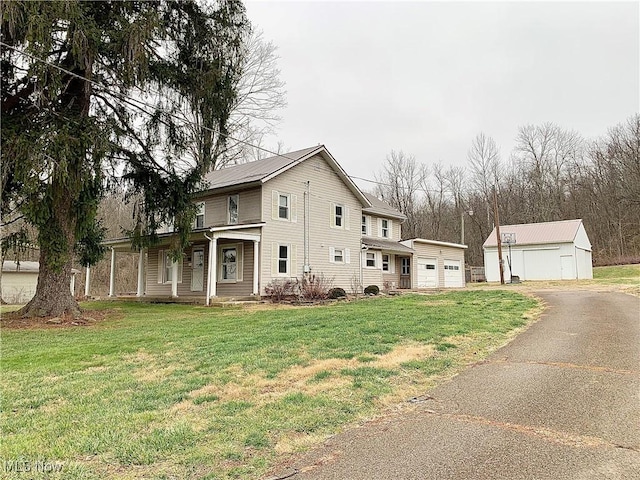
[382,254,390,272]
[335,205,343,227]
[366,252,376,268]
[381,219,390,238]
[278,245,289,274]
[279,194,289,220]
[334,248,344,263]
[194,202,205,229]
[362,215,368,235]
[228,195,239,224]
[221,247,237,281]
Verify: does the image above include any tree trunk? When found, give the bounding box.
[18,177,81,318]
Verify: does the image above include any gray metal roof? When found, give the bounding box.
[362,236,415,254]
[483,219,584,247]
[362,192,407,220]
[202,146,322,191]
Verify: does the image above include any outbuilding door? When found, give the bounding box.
[444,260,463,287]
[561,255,575,280]
[417,257,437,288]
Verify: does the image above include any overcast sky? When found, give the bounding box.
[245,1,639,187]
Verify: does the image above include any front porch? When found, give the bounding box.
[99,223,264,305]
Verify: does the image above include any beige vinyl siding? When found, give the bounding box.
[216,240,254,297]
[146,240,254,297]
[200,187,262,227]
[260,153,362,293]
[369,215,401,241]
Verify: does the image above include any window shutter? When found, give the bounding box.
[378,218,382,237]
[329,247,335,263]
[178,258,183,283]
[344,207,350,230]
[330,203,336,228]
[272,191,279,220]
[291,194,298,223]
[291,244,297,276]
[272,243,278,275]
[157,250,163,283]
[345,248,351,264]
[237,243,244,281]
[390,254,396,273]
[388,220,393,238]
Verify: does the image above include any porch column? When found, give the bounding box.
[109,248,116,297]
[253,240,260,295]
[171,260,178,298]
[136,248,145,297]
[85,265,91,297]
[209,237,217,300]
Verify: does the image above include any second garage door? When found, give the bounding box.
[443,259,463,287]
[417,257,437,288]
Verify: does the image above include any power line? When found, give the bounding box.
[2,42,454,196]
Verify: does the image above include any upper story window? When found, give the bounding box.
[194,202,205,229]
[335,204,343,227]
[279,194,289,220]
[228,195,239,224]
[381,219,390,238]
[362,215,368,235]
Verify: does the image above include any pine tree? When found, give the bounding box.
[1,0,250,317]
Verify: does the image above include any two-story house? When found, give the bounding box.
[101,145,466,302]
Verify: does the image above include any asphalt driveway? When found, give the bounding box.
[266,290,640,480]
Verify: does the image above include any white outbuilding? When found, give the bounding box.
[483,219,593,282]
[1,261,79,304]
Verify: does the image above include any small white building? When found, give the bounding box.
[483,219,593,282]
[1,261,79,304]
[400,239,467,288]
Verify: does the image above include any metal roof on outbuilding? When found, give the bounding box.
[483,219,584,247]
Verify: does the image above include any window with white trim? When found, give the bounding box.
[228,195,238,224]
[279,194,289,220]
[221,247,237,281]
[366,252,376,268]
[278,245,289,274]
[334,248,344,263]
[335,204,343,227]
[381,219,390,238]
[382,254,390,272]
[158,250,183,284]
[194,202,205,229]
[362,215,368,235]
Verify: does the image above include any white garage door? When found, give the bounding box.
[444,260,463,287]
[417,257,437,288]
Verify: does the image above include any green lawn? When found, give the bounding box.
[1,291,538,479]
[593,264,640,283]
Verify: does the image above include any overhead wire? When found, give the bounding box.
[2,41,449,194]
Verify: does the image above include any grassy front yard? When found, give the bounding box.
[1,291,538,479]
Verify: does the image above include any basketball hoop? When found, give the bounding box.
[501,232,516,245]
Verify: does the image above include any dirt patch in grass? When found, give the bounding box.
[0,309,110,329]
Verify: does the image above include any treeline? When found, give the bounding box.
[374,114,640,267]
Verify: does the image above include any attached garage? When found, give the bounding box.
[483,219,593,282]
[401,239,467,289]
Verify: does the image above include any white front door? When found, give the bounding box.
[417,257,437,288]
[191,248,205,291]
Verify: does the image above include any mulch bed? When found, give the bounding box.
[0,309,109,330]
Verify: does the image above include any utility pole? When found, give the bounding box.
[493,187,505,284]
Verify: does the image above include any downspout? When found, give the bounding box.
[204,233,214,306]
